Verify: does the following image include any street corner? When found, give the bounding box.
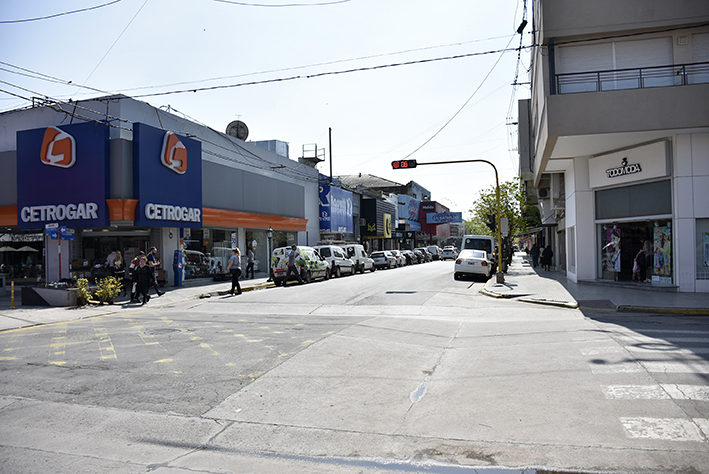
[480,278,517,298]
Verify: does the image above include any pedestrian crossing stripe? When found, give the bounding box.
[602,384,709,401]
[620,417,708,442]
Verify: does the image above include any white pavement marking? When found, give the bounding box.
[591,362,644,374]
[620,417,707,442]
[641,361,709,374]
[602,385,670,400]
[661,384,709,401]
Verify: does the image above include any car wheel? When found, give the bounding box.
[274,278,283,286]
[454,273,460,280]
[324,268,331,280]
[304,270,312,283]
[334,266,341,278]
[370,266,375,272]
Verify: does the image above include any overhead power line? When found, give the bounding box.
[0,0,123,24]
[213,0,350,6]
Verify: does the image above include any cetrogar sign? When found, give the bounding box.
[16,122,110,229]
[133,123,202,228]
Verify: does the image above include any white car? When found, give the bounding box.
[371,251,397,269]
[454,249,492,280]
[390,249,406,267]
[441,246,458,261]
[313,245,355,278]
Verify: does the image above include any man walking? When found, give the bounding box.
[283,245,303,287]
[246,247,255,279]
[147,246,165,296]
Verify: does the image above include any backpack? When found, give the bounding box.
[636,251,646,267]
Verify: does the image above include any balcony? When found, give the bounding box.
[555,62,709,95]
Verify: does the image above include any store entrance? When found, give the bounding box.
[599,220,671,283]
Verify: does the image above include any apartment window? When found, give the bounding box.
[556,37,673,93]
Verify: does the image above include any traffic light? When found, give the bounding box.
[391,159,417,169]
[486,213,496,231]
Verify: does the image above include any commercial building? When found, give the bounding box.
[520,0,709,292]
[0,95,319,285]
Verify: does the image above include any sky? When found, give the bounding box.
[0,0,530,219]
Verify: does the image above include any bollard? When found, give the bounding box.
[10,280,15,309]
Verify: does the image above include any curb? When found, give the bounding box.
[616,305,709,316]
[200,281,275,299]
[480,279,579,308]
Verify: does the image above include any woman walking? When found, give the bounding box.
[226,248,242,295]
[135,256,152,305]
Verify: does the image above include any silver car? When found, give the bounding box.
[371,251,397,269]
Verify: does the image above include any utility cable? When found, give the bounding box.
[0,0,123,24]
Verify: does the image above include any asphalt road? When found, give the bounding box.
[1,260,709,473]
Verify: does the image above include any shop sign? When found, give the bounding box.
[397,195,420,221]
[426,212,463,224]
[319,185,353,233]
[421,201,436,212]
[16,122,110,230]
[133,123,202,228]
[589,141,670,188]
[383,213,392,238]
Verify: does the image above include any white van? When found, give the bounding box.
[427,245,443,260]
[462,235,497,271]
[313,245,355,277]
[340,244,375,273]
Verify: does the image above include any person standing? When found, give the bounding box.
[128,251,145,302]
[283,245,304,287]
[135,256,153,305]
[147,246,164,296]
[530,243,540,268]
[541,245,554,271]
[110,251,125,295]
[226,248,242,295]
[246,247,255,279]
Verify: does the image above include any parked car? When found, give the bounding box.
[441,246,458,261]
[415,247,433,262]
[313,245,355,277]
[184,250,210,278]
[371,251,397,269]
[390,249,406,267]
[412,249,425,264]
[401,249,416,265]
[271,246,330,286]
[427,245,443,260]
[454,249,493,280]
[340,244,375,273]
[462,235,497,273]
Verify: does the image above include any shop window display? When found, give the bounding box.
[696,218,709,280]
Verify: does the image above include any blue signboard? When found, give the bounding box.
[398,195,421,222]
[426,212,463,224]
[133,123,203,228]
[319,185,353,233]
[16,122,110,230]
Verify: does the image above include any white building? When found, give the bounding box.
[520,0,709,292]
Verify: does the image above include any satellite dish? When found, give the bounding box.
[226,120,249,141]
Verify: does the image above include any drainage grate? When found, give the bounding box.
[577,299,616,310]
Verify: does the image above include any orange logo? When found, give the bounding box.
[40,126,76,168]
[161,132,187,174]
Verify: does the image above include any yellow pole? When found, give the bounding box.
[10,280,15,309]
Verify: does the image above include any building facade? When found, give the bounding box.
[0,95,319,285]
[521,0,709,292]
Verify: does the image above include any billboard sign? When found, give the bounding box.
[426,212,463,224]
[319,185,353,233]
[133,123,203,228]
[17,122,110,229]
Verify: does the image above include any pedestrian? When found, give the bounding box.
[135,256,153,305]
[541,245,553,271]
[283,244,303,287]
[246,247,255,279]
[147,246,165,296]
[128,251,145,301]
[110,251,125,295]
[226,248,242,295]
[530,243,540,268]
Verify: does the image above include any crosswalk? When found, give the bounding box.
[580,324,709,442]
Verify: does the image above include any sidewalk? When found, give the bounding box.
[0,274,275,332]
[483,253,709,315]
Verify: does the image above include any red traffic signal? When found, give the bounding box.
[391,159,417,169]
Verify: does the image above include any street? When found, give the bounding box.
[1,260,709,473]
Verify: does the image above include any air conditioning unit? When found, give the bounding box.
[538,188,549,198]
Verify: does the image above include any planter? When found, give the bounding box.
[22,287,78,307]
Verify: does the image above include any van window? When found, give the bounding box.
[463,238,493,254]
[319,247,331,258]
[346,247,356,258]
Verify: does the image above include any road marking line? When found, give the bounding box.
[591,362,644,374]
[580,346,625,355]
[620,417,706,442]
[642,361,709,374]
[48,323,67,366]
[661,384,709,401]
[602,385,670,400]
[92,324,117,361]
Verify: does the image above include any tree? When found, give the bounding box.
[466,178,535,239]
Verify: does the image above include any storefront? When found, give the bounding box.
[0,95,317,286]
[361,198,396,251]
[589,141,674,285]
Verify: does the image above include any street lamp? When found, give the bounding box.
[266,226,273,282]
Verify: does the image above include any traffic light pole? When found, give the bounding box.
[395,158,505,283]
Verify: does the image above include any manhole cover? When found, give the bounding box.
[578,299,616,310]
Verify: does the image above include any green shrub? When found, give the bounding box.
[94,276,123,304]
[77,278,91,306]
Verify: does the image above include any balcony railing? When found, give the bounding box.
[555,62,709,94]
